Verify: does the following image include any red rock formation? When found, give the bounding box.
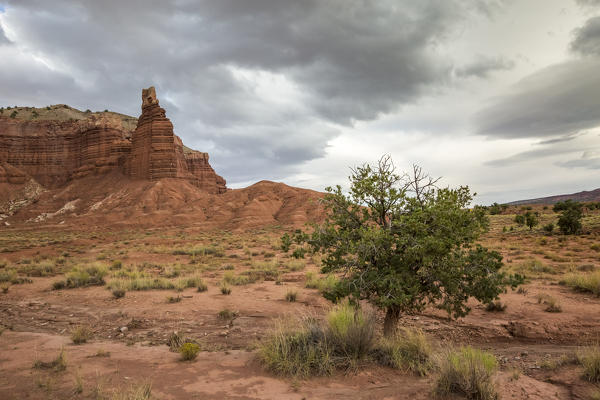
[0,87,227,193]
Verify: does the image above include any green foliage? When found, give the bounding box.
[9,110,17,118]
[372,328,433,376]
[179,342,200,361]
[524,211,539,230]
[281,233,292,252]
[487,202,506,215]
[554,200,583,234]
[514,214,525,225]
[295,156,521,334]
[543,223,554,233]
[435,347,498,400]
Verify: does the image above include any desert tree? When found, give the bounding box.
[288,155,521,336]
[554,200,583,235]
[525,211,539,230]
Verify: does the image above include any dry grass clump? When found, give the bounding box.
[71,325,93,344]
[578,345,600,382]
[53,264,108,289]
[110,383,152,400]
[305,272,338,292]
[485,301,507,312]
[220,283,232,295]
[33,348,67,372]
[372,328,433,376]
[536,293,562,312]
[435,346,498,400]
[218,309,238,320]
[561,271,600,296]
[285,290,298,302]
[258,302,436,378]
[166,295,182,303]
[258,317,335,377]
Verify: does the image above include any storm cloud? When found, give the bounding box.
[0,0,599,203]
[0,0,502,183]
[475,59,600,139]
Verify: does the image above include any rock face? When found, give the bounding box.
[0,87,227,193]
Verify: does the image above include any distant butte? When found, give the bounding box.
[0,87,227,194]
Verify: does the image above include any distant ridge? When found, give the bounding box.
[507,188,600,205]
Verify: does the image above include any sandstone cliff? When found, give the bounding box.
[0,87,226,193]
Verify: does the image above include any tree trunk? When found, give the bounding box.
[383,305,401,337]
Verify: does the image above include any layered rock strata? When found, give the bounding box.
[0,87,226,193]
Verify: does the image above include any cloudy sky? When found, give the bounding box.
[1,0,599,204]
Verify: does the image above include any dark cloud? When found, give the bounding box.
[0,0,504,183]
[571,16,600,56]
[455,56,515,79]
[475,59,600,139]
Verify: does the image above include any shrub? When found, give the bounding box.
[578,346,600,382]
[372,328,433,376]
[435,347,498,400]
[285,290,297,302]
[71,325,93,344]
[287,260,306,272]
[180,342,200,361]
[560,272,600,296]
[543,223,554,233]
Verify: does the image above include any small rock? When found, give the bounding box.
[514,356,521,361]
[120,326,128,333]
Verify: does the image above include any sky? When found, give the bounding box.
[0,0,599,204]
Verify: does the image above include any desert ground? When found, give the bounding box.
[1,205,600,399]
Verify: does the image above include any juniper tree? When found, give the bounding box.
[290,156,521,336]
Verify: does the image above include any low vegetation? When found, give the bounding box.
[33,349,67,372]
[179,342,200,361]
[577,346,600,382]
[258,302,434,377]
[561,271,600,296]
[71,325,93,344]
[435,346,498,400]
[53,264,108,289]
[285,290,297,302]
[372,328,433,376]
